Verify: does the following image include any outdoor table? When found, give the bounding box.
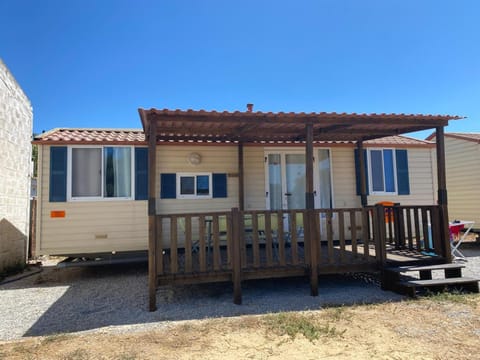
[449,220,474,261]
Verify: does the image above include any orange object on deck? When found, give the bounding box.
[376,201,396,223]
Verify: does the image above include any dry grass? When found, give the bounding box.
[0,294,479,359]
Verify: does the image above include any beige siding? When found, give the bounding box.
[155,145,239,214]
[36,142,437,255]
[443,137,480,223]
[37,145,148,255]
[320,146,435,238]
[244,147,267,210]
[366,147,436,206]
[330,147,360,208]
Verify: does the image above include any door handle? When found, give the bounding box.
[284,193,292,196]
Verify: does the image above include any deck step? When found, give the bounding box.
[400,277,478,287]
[381,263,478,297]
[398,277,479,297]
[385,263,465,273]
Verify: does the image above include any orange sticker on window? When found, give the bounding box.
[50,211,66,218]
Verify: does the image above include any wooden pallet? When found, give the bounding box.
[382,263,479,297]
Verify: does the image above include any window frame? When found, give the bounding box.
[367,148,398,195]
[67,145,135,201]
[176,172,213,199]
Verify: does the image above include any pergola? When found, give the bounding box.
[138,108,463,310]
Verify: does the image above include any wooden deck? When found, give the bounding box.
[150,205,451,308]
[161,242,377,274]
[157,241,443,287]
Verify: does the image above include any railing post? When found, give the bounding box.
[374,204,387,267]
[231,208,242,305]
[431,206,442,254]
[439,205,452,261]
[393,204,405,249]
[307,209,318,296]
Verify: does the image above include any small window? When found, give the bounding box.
[69,146,133,200]
[177,173,212,199]
[368,149,396,194]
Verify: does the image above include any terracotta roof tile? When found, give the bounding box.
[446,132,480,142]
[143,108,462,120]
[426,132,480,143]
[364,135,434,146]
[33,128,145,144]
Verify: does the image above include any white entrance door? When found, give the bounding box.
[265,149,333,211]
[266,152,306,211]
[265,149,334,238]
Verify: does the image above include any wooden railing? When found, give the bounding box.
[156,211,233,276]
[382,205,449,258]
[155,207,391,276]
[151,204,448,307]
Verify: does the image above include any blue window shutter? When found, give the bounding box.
[50,147,67,202]
[354,149,369,195]
[135,148,148,200]
[212,173,227,198]
[160,173,176,199]
[396,149,410,195]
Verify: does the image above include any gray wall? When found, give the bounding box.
[0,59,33,271]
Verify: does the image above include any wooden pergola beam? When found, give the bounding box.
[305,122,318,297]
[238,143,245,211]
[148,118,158,312]
[357,141,368,207]
[435,126,452,262]
[147,112,454,126]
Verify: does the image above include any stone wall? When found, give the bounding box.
[0,59,33,271]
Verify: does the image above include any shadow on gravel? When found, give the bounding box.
[1,246,474,338]
[16,261,410,338]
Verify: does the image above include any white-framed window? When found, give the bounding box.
[67,146,134,200]
[368,148,396,194]
[176,173,212,199]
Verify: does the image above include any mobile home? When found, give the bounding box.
[427,132,480,232]
[34,128,438,256]
[33,107,466,309]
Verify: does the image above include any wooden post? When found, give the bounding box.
[148,118,158,312]
[375,204,389,290]
[435,126,452,262]
[305,123,318,296]
[357,141,368,207]
[238,143,245,211]
[372,204,387,266]
[393,204,405,249]
[232,207,242,304]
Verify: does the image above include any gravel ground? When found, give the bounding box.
[1,246,479,342]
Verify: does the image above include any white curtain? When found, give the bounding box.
[72,148,102,197]
[318,149,332,209]
[268,154,283,210]
[104,147,131,198]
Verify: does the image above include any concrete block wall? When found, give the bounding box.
[0,59,33,271]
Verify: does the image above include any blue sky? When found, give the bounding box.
[1,0,479,138]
